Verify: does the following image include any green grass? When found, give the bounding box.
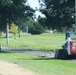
[0,33,75,75]
[0,33,65,51]
[0,52,76,75]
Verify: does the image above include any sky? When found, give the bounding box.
[27,0,40,9]
[27,0,45,18]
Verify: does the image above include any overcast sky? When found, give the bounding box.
[27,0,40,9]
[27,0,45,18]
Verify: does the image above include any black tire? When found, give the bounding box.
[55,49,68,59]
[55,49,63,59]
[61,49,68,60]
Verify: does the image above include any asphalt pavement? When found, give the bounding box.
[1,46,55,58]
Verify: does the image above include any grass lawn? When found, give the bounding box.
[0,33,65,51]
[0,52,76,75]
[1,33,74,75]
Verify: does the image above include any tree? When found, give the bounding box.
[72,24,76,31]
[29,21,44,34]
[39,0,75,31]
[25,18,34,33]
[10,22,18,39]
[18,17,34,34]
[37,16,46,28]
[0,0,35,32]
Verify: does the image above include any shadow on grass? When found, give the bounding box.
[18,56,76,61]
[32,57,76,61]
[0,51,13,54]
[18,57,55,61]
[32,57,54,60]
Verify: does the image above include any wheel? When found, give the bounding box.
[55,49,63,59]
[62,49,68,60]
[55,49,68,59]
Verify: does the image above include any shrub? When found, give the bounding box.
[29,22,44,34]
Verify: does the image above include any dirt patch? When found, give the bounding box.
[0,61,40,75]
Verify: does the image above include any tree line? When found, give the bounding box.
[0,0,75,35]
[39,0,75,32]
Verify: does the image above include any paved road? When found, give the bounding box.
[1,46,55,58]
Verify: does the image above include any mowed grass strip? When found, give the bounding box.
[0,52,76,75]
[0,33,65,51]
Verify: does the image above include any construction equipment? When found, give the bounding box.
[55,32,76,59]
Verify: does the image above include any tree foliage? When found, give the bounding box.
[10,22,18,39]
[10,22,18,35]
[18,17,34,33]
[0,0,35,31]
[39,0,75,30]
[37,16,46,28]
[29,22,44,34]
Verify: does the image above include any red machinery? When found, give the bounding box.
[55,32,76,59]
